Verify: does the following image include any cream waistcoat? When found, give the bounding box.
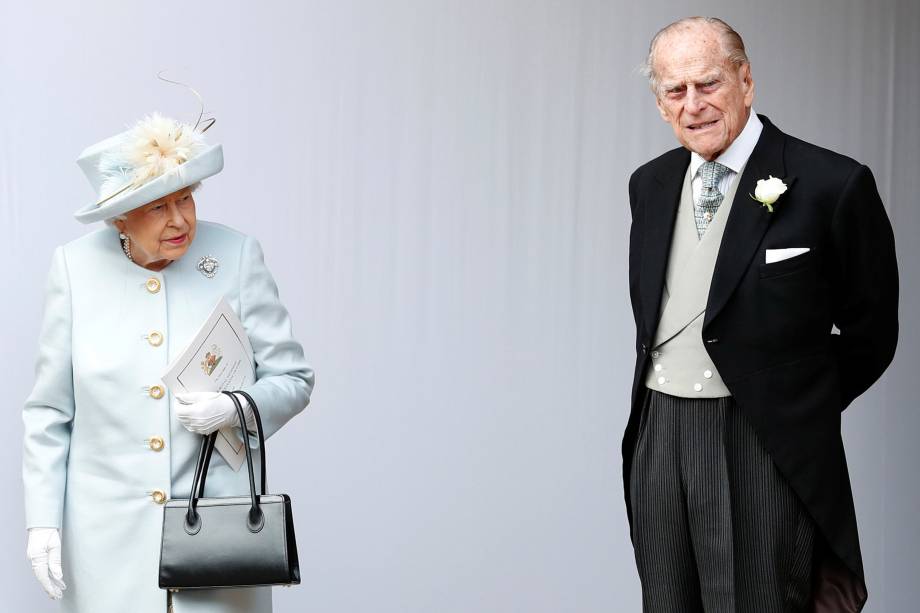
[644,162,745,397]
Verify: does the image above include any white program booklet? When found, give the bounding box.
[162,297,256,471]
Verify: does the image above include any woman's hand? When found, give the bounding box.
[175,391,255,434]
[27,527,66,600]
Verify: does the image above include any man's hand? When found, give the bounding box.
[175,391,255,434]
[27,527,65,600]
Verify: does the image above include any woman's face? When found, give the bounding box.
[114,187,197,270]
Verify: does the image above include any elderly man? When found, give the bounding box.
[623,17,897,613]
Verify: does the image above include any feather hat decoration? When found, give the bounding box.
[74,113,223,224]
[98,113,207,200]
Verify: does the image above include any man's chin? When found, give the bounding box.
[684,141,722,161]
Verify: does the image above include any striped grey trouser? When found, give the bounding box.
[630,390,815,613]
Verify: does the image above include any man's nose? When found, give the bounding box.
[685,88,707,114]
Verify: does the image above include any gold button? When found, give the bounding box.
[148,436,165,452]
[147,331,164,347]
[149,385,165,400]
[151,489,167,504]
[145,277,161,293]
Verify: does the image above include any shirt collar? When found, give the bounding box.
[689,111,763,178]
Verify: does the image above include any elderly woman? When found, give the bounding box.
[22,113,314,613]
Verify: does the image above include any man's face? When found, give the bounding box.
[653,25,754,161]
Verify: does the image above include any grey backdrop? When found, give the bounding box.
[1,0,918,611]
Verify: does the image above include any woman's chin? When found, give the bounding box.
[160,244,191,262]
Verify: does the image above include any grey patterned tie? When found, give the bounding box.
[694,161,731,238]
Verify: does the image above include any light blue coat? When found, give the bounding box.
[22,221,314,613]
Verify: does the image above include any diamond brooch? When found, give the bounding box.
[197,255,219,279]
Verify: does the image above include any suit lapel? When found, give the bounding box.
[703,115,787,329]
[639,148,689,341]
[655,163,741,346]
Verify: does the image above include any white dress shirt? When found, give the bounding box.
[689,111,763,205]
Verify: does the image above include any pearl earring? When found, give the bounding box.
[119,233,133,261]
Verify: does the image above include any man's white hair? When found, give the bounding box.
[642,17,749,95]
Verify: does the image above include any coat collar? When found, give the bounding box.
[703,114,788,329]
[638,114,790,340]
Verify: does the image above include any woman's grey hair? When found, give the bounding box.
[642,17,749,95]
[104,181,202,227]
[103,215,127,228]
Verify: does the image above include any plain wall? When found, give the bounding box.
[1,0,917,610]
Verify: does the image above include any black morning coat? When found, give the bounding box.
[624,115,898,612]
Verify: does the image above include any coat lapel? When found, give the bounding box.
[654,164,741,346]
[703,115,787,329]
[639,148,689,341]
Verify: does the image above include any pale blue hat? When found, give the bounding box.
[73,113,223,224]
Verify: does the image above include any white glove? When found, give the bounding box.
[27,527,66,600]
[175,391,255,434]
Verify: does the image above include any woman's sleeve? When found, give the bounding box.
[22,247,76,529]
[238,236,314,441]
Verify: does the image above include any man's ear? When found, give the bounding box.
[740,63,755,107]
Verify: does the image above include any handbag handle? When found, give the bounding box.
[232,389,267,493]
[184,392,265,534]
[190,391,267,497]
[185,431,217,520]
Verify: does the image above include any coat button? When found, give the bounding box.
[657,376,666,385]
[654,364,662,372]
[149,385,165,400]
[694,383,703,392]
[704,369,713,379]
[651,350,660,358]
[148,436,165,452]
[147,331,164,347]
[151,490,167,504]
[641,344,647,354]
[145,277,161,293]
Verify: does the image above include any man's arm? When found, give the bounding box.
[829,164,898,408]
[628,168,644,332]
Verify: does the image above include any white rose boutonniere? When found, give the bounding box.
[751,175,788,213]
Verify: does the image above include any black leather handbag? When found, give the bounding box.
[159,390,300,590]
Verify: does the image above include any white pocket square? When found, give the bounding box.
[765,247,810,264]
